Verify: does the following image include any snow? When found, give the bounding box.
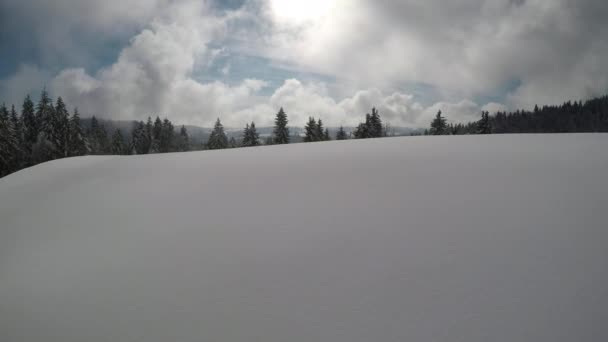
[1,134,607,342]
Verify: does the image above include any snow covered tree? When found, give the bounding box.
[248,122,260,146]
[316,119,325,141]
[68,108,89,156]
[176,125,190,152]
[242,121,260,147]
[111,129,127,155]
[430,110,447,135]
[272,107,290,144]
[304,117,318,142]
[336,126,348,140]
[160,118,174,153]
[54,97,70,158]
[130,121,148,154]
[0,104,20,176]
[88,116,100,154]
[353,121,369,139]
[97,124,110,154]
[35,89,57,162]
[369,108,384,137]
[9,105,24,169]
[149,116,163,153]
[207,118,228,150]
[477,111,492,134]
[21,94,37,152]
[242,123,251,147]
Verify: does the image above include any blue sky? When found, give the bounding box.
[1,0,606,127]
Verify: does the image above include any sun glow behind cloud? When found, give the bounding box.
[270,0,336,24]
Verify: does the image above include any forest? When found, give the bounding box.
[1,90,608,177]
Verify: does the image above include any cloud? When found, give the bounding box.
[258,0,608,107]
[8,0,604,129]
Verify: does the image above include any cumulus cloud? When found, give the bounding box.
[259,0,608,108]
[4,0,605,128]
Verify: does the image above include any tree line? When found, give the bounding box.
[3,90,608,177]
[425,95,608,136]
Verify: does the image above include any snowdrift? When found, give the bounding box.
[1,134,607,342]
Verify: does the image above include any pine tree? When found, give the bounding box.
[0,104,20,176]
[316,119,325,141]
[149,116,163,153]
[430,110,447,135]
[324,128,331,141]
[54,97,70,157]
[476,111,492,134]
[9,105,24,169]
[336,126,348,140]
[242,123,251,147]
[177,125,190,152]
[97,124,110,154]
[248,121,260,146]
[88,116,100,154]
[369,108,383,137]
[35,89,57,162]
[353,122,369,139]
[207,118,228,150]
[272,107,290,144]
[111,129,127,155]
[130,121,147,154]
[21,95,37,153]
[144,117,153,153]
[160,118,174,153]
[68,108,89,156]
[304,117,318,142]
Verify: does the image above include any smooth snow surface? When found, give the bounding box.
[1,134,607,342]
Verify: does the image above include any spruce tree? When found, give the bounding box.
[111,129,127,155]
[336,126,348,140]
[369,108,383,137]
[68,108,89,156]
[144,117,153,153]
[97,124,110,154]
[130,121,147,154]
[353,122,369,139]
[9,105,24,169]
[35,90,57,162]
[21,95,37,154]
[177,125,190,152]
[430,110,447,135]
[272,107,290,144]
[316,119,325,141]
[160,118,174,153]
[304,117,318,142]
[249,122,260,146]
[0,104,20,176]
[242,123,251,147]
[149,116,163,153]
[88,116,100,154]
[324,128,331,141]
[207,118,228,150]
[54,97,70,157]
[476,111,492,134]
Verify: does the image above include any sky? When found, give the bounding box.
[0,0,607,128]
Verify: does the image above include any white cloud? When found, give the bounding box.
[256,0,608,106]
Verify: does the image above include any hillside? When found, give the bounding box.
[1,134,607,342]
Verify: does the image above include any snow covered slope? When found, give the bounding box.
[1,134,607,342]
